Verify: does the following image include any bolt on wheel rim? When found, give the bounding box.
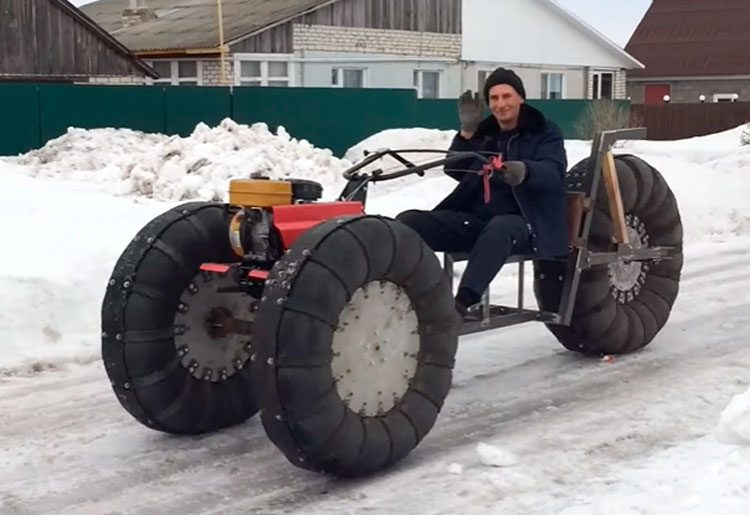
[174,271,255,382]
[331,280,420,417]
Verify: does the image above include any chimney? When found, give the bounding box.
[123,0,156,27]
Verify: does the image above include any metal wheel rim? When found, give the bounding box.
[174,271,255,382]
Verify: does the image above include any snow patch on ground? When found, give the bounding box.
[476,442,519,467]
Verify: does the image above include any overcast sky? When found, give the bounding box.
[69,0,651,47]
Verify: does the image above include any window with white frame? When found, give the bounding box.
[413,70,441,98]
[331,68,365,88]
[592,71,614,99]
[541,72,564,99]
[148,60,202,85]
[236,59,292,86]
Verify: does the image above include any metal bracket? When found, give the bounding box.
[557,127,647,326]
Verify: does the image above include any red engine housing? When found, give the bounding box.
[271,201,365,249]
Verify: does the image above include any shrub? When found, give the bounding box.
[574,100,634,140]
[741,122,750,146]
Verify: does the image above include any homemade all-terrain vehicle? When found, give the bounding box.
[101,127,682,478]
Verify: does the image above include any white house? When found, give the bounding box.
[81,0,642,100]
[461,0,644,100]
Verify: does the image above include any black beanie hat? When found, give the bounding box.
[483,67,526,103]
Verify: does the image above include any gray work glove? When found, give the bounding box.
[458,90,483,136]
[497,161,527,186]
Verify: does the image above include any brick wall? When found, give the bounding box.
[628,79,750,104]
[88,75,147,85]
[293,24,461,58]
[201,59,234,86]
[668,79,750,103]
[615,69,627,99]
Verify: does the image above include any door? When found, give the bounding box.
[644,84,671,104]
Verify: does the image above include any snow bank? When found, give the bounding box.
[717,387,750,446]
[11,118,352,202]
[344,127,457,162]
[0,164,172,375]
[342,127,457,196]
[555,438,750,515]
[612,125,750,244]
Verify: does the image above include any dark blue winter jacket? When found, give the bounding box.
[435,103,569,258]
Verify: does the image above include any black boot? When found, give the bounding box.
[455,298,469,318]
[454,286,480,320]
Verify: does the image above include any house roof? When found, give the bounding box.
[625,0,750,78]
[80,0,334,53]
[54,0,157,77]
[544,0,644,69]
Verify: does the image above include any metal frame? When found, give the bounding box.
[443,253,560,335]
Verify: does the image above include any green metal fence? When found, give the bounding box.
[164,86,232,136]
[37,84,165,144]
[2,84,41,156]
[0,83,629,158]
[232,87,418,158]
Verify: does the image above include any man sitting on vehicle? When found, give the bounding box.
[396,67,569,318]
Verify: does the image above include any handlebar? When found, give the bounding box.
[342,148,492,182]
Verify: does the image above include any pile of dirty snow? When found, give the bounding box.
[11,118,353,202]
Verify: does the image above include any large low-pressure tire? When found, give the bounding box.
[534,153,683,355]
[101,202,259,434]
[252,214,458,477]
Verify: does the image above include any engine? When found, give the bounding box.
[227,177,323,264]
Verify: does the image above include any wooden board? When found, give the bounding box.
[601,151,630,245]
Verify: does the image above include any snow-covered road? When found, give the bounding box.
[2,239,749,515]
[2,121,750,514]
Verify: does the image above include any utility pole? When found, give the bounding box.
[217,0,227,86]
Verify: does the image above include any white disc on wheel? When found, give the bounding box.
[331,280,420,417]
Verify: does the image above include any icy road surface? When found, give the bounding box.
[2,121,750,513]
[1,240,749,515]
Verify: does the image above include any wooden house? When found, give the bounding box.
[0,0,156,83]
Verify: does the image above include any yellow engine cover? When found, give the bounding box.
[228,179,292,207]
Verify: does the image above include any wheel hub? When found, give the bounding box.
[608,214,650,304]
[174,271,255,382]
[331,280,420,417]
